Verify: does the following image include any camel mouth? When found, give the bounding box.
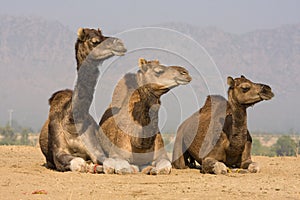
[176,80,190,85]
[112,45,127,56]
[175,78,192,85]
[259,91,274,100]
[112,49,126,56]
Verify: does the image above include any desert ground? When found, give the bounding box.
[0,146,299,200]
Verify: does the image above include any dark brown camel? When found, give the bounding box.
[39,28,126,173]
[172,75,274,174]
[99,58,192,174]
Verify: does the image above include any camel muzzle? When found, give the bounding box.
[259,84,274,100]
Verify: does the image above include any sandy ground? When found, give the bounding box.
[0,146,299,200]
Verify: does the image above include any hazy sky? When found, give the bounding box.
[1,0,300,132]
[1,0,300,33]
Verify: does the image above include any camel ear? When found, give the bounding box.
[139,58,147,66]
[97,28,102,35]
[241,75,246,79]
[227,76,235,88]
[77,28,85,41]
[138,58,148,72]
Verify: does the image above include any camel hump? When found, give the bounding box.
[110,73,138,108]
[48,89,73,112]
[201,95,228,115]
[195,95,228,159]
[204,95,227,109]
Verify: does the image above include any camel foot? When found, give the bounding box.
[230,168,249,174]
[141,166,155,175]
[114,159,135,174]
[70,157,87,172]
[103,158,137,174]
[141,166,158,175]
[212,162,227,175]
[103,158,116,174]
[94,165,104,173]
[141,159,172,175]
[84,163,104,173]
[156,159,172,174]
[130,165,139,173]
[248,162,260,173]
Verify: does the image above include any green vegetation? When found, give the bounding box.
[252,135,299,157]
[0,122,37,146]
[252,138,276,156]
[271,136,297,156]
[1,122,299,158]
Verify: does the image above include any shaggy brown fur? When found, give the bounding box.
[99,58,192,174]
[39,28,126,172]
[172,75,274,174]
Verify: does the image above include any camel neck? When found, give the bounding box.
[128,84,161,149]
[227,90,248,152]
[72,57,101,131]
[130,85,161,126]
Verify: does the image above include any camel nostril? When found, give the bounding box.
[260,84,272,93]
[262,84,271,90]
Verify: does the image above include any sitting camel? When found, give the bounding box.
[99,58,192,174]
[172,75,274,174]
[39,28,126,173]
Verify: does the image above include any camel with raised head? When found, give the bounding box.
[39,28,126,173]
[172,75,274,174]
[99,58,192,174]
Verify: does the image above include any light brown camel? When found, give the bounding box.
[39,28,126,173]
[172,75,274,174]
[99,58,192,174]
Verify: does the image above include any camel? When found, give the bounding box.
[99,58,192,174]
[39,28,126,173]
[172,75,274,174]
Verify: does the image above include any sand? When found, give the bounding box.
[0,146,299,200]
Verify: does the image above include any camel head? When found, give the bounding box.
[227,75,274,107]
[75,28,126,70]
[137,58,192,93]
[88,37,127,60]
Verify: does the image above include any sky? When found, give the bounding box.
[1,0,300,132]
[1,0,300,34]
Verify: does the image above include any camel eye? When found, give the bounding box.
[91,38,100,44]
[241,87,250,93]
[180,71,187,75]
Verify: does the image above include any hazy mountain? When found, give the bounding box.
[0,16,299,133]
[157,22,300,133]
[0,16,76,130]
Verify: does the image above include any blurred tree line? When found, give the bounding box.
[1,122,299,157]
[0,121,36,145]
[252,135,299,157]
